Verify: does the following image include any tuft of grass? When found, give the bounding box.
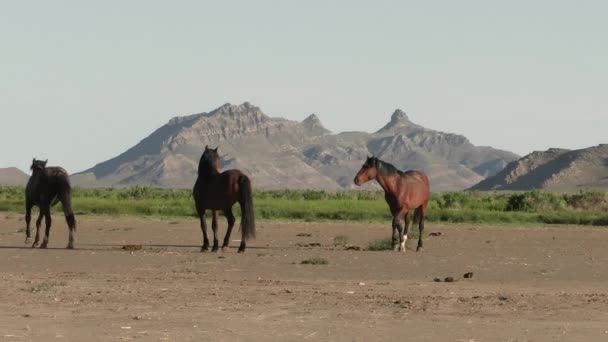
[30,281,67,293]
[367,238,393,251]
[333,235,350,247]
[301,257,329,265]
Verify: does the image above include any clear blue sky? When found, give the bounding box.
[1,1,606,173]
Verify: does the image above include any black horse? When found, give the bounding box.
[193,146,255,253]
[25,159,76,249]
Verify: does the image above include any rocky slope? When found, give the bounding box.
[470,145,608,191]
[72,103,519,191]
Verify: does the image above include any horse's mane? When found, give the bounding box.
[376,158,404,177]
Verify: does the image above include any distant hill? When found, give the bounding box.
[470,145,608,191]
[0,167,29,186]
[72,102,519,191]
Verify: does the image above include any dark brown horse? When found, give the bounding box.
[25,159,77,249]
[354,156,430,252]
[193,146,255,253]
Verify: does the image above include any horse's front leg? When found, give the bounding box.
[211,210,219,252]
[199,211,210,252]
[222,208,236,251]
[24,202,33,244]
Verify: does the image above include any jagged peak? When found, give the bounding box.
[303,113,320,122]
[205,102,267,120]
[377,108,417,132]
[302,113,330,134]
[391,109,410,122]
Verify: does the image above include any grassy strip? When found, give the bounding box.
[1,186,607,226]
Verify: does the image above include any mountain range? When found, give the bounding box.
[68,103,519,191]
[470,144,608,191]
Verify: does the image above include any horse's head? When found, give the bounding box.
[354,156,379,186]
[203,146,219,170]
[199,146,220,174]
[30,158,47,173]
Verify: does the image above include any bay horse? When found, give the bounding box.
[25,159,77,249]
[193,146,255,253]
[354,156,430,252]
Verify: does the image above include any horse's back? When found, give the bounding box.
[399,170,430,206]
[402,170,430,187]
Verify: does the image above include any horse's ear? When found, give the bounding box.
[43,159,48,166]
[204,145,208,150]
[214,147,218,152]
[32,158,36,164]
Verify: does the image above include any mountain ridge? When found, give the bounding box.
[70,103,520,191]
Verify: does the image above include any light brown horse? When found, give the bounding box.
[193,146,255,253]
[354,156,430,252]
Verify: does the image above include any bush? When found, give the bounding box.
[301,257,329,265]
[367,238,393,251]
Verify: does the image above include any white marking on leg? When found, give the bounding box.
[400,235,407,252]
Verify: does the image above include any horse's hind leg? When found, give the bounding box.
[211,210,219,252]
[222,208,236,251]
[400,211,411,252]
[391,214,404,251]
[32,213,43,247]
[40,204,52,249]
[416,203,428,252]
[61,192,76,249]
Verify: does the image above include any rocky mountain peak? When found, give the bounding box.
[391,109,410,122]
[302,114,330,134]
[211,102,266,119]
[377,109,417,132]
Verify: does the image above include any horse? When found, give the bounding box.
[354,156,430,252]
[25,159,77,249]
[192,146,256,253]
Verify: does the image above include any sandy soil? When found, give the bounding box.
[0,214,607,341]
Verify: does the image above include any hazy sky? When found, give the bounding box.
[1,1,606,173]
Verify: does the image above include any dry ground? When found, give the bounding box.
[0,214,607,341]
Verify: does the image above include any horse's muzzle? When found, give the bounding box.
[353,177,360,186]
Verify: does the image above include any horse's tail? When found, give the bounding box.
[58,177,76,231]
[238,175,256,240]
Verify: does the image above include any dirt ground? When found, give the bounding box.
[0,214,608,342]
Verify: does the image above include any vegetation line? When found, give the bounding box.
[1,186,607,226]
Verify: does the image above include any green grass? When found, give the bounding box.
[301,257,329,265]
[1,186,607,226]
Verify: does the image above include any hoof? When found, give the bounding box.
[212,246,219,252]
[66,244,74,250]
[201,246,209,252]
[31,243,39,248]
[416,246,424,252]
[25,237,32,244]
[40,243,48,249]
[237,248,245,253]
